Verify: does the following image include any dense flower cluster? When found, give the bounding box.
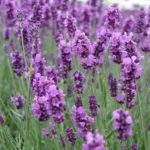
[108,73,117,97]
[93,29,107,67]
[10,51,25,77]
[89,95,99,117]
[109,32,122,64]
[58,40,72,78]
[1,0,150,149]
[66,127,76,145]
[71,105,94,138]
[42,124,57,138]
[103,4,121,30]
[82,131,106,150]
[32,80,66,123]
[73,30,95,69]
[73,71,85,95]
[113,109,133,141]
[120,33,143,108]
[11,95,24,109]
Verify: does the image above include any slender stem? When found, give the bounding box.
[20,27,28,68]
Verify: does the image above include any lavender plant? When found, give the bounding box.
[0,0,150,150]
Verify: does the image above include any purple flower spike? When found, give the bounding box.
[103,4,121,30]
[58,40,72,78]
[32,96,51,121]
[11,95,24,109]
[42,123,57,138]
[64,14,76,37]
[109,32,122,64]
[71,105,94,138]
[0,113,4,124]
[93,28,107,66]
[75,96,83,108]
[73,71,85,95]
[66,128,76,145]
[131,143,138,150]
[82,130,107,150]
[11,51,25,77]
[113,109,133,141]
[108,73,117,97]
[89,95,99,117]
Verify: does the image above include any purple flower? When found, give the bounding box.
[31,3,43,23]
[42,123,57,138]
[122,16,135,34]
[82,130,106,150]
[31,73,66,123]
[31,73,54,97]
[93,28,107,66]
[109,32,122,64]
[64,14,76,37]
[119,33,143,108]
[46,66,59,84]
[32,53,46,75]
[147,123,150,131]
[131,143,138,150]
[89,95,99,117]
[103,4,121,30]
[73,30,92,59]
[75,96,83,108]
[73,30,96,69]
[4,0,16,26]
[0,113,4,124]
[11,51,25,77]
[71,105,94,138]
[32,96,51,121]
[66,128,76,145]
[108,73,118,97]
[113,109,133,141]
[73,71,85,95]
[116,93,125,104]
[58,40,72,78]
[11,95,24,109]
[47,84,66,123]
[3,27,10,40]
[67,84,74,97]
[134,8,146,34]
[60,134,66,148]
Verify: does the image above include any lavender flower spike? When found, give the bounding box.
[82,130,107,150]
[11,51,25,77]
[89,95,99,117]
[11,95,24,109]
[71,105,94,138]
[113,109,133,141]
[0,113,4,124]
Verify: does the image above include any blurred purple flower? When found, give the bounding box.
[11,95,24,109]
[11,51,25,77]
[66,128,76,145]
[89,95,99,117]
[108,73,117,97]
[82,130,106,150]
[113,109,133,141]
[71,105,94,138]
[73,71,85,95]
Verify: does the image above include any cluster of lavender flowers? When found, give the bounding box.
[10,51,25,77]
[113,109,132,141]
[11,95,24,109]
[1,0,150,149]
[31,73,66,123]
[71,105,94,139]
[82,131,107,150]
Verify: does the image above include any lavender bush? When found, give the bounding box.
[0,0,150,149]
